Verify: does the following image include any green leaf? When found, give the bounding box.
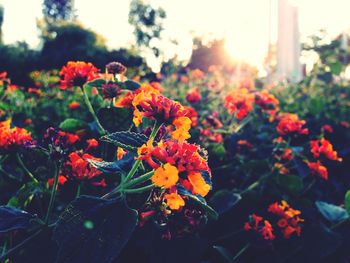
[7,182,45,209]
[213,246,234,263]
[329,61,342,75]
[59,118,87,133]
[86,78,106,88]
[315,201,349,222]
[87,154,134,173]
[188,195,219,220]
[97,107,132,132]
[344,190,350,215]
[209,190,241,215]
[101,131,148,151]
[120,80,141,91]
[277,174,303,194]
[53,196,138,263]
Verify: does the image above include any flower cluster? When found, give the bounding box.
[0,120,33,150]
[244,214,275,241]
[307,137,342,180]
[138,139,211,210]
[224,88,254,120]
[119,84,192,142]
[186,87,202,104]
[60,151,103,183]
[245,201,304,241]
[255,90,279,121]
[268,201,304,239]
[310,138,342,161]
[60,61,99,89]
[276,113,308,136]
[199,112,223,143]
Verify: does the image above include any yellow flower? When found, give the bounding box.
[165,193,185,210]
[152,163,179,188]
[188,172,210,197]
[171,116,191,142]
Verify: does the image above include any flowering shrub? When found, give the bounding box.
[0,56,349,262]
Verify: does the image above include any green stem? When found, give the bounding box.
[232,243,250,262]
[123,184,154,194]
[123,170,154,189]
[240,172,272,195]
[123,121,160,184]
[44,161,59,224]
[76,184,81,198]
[81,85,106,135]
[16,153,38,184]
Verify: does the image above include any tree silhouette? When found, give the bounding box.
[43,0,75,22]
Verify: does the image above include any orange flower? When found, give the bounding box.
[268,201,304,239]
[86,138,99,151]
[244,214,275,241]
[170,116,191,142]
[164,192,185,210]
[255,90,279,121]
[60,61,99,89]
[307,160,328,180]
[69,101,81,110]
[117,147,126,160]
[188,172,211,197]
[276,113,308,136]
[152,163,179,188]
[0,120,33,150]
[310,138,342,161]
[224,88,254,119]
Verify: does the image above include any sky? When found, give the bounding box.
[2,0,350,67]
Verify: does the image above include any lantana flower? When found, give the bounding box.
[276,113,308,136]
[0,120,33,150]
[60,61,99,89]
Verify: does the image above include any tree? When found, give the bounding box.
[42,0,75,22]
[129,0,166,57]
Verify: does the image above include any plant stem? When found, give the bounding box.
[232,243,250,262]
[44,161,59,225]
[123,184,154,194]
[123,170,154,189]
[0,229,43,262]
[122,121,160,184]
[76,184,81,198]
[81,85,106,135]
[16,153,38,184]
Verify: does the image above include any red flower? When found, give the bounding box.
[68,101,81,110]
[310,138,342,161]
[224,88,254,119]
[48,175,68,189]
[0,120,33,150]
[186,87,201,103]
[276,113,308,136]
[60,61,99,89]
[86,138,99,151]
[321,124,333,133]
[307,160,328,180]
[268,201,304,239]
[255,90,279,121]
[244,214,275,241]
[63,152,102,181]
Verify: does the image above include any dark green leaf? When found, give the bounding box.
[53,196,138,263]
[86,78,106,88]
[59,118,87,133]
[0,206,34,233]
[97,107,132,132]
[87,154,134,173]
[120,80,141,91]
[329,61,342,75]
[209,190,241,215]
[345,190,350,215]
[315,201,349,222]
[277,174,303,194]
[213,246,233,263]
[7,182,45,208]
[101,131,148,151]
